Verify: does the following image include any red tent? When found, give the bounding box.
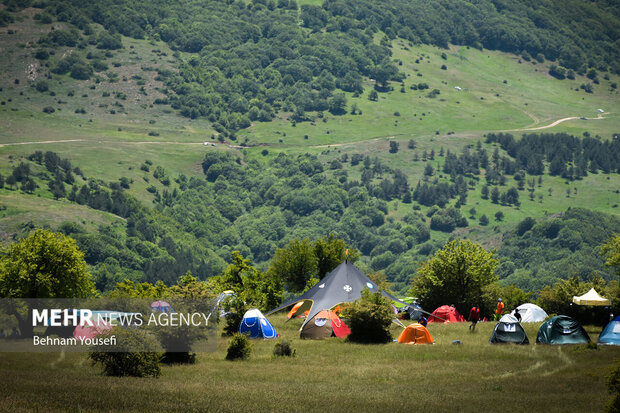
[428,305,465,323]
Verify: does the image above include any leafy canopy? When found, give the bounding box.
[345,289,393,344]
[0,229,95,298]
[410,239,498,316]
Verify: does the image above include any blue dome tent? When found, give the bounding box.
[239,309,278,339]
[598,315,620,346]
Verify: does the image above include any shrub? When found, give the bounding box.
[273,340,296,357]
[70,62,93,80]
[34,50,49,60]
[89,328,163,377]
[42,106,55,114]
[226,333,252,361]
[34,81,48,92]
[605,359,620,413]
[345,289,392,344]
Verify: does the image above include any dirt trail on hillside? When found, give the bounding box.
[0,113,609,149]
[504,113,607,132]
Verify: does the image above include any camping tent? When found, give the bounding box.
[489,314,529,344]
[267,261,407,330]
[150,301,174,313]
[287,301,310,319]
[536,315,590,345]
[572,288,611,306]
[428,305,465,323]
[598,315,620,346]
[397,323,433,344]
[239,309,278,339]
[216,290,235,316]
[300,310,350,339]
[510,303,548,322]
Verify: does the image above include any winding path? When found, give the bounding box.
[504,113,607,132]
[0,113,610,149]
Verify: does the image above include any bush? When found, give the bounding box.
[605,359,620,413]
[226,333,252,360]
[34,50,49,60]
[89,328,163,377]
[34,81,48,92]
[273,340,296,357]
[70,62,93,80]
[345,289,392,344]
[42,106,55,114]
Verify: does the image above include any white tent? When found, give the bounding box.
[572,288,611,306]
[511,303,548,322]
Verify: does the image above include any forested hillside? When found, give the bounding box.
[2,0,619,136]
[0,0,618,297]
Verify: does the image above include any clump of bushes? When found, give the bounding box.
[226,333,252,361]
[273,340,296,357]
[89,328,163,377]
[344,289,393,344]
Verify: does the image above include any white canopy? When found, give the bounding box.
[511,303,548,322]
[572,288,611,306]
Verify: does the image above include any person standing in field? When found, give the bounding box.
[468,305,480,331]
[495,298,504,321]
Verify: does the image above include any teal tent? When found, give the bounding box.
[536,315,590,345]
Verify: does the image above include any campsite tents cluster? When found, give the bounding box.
[232,260,616,346]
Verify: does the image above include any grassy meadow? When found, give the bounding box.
[0,315,617,412]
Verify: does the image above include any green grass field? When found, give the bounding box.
[0,315,617,412]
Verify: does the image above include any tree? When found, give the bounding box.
[368,89,378,101]
[389,141,399,154]
[481,185,489,199]
[479,214,489,226]
[268,238,317,292]
[313,234,359,279]
[0,230,95,337]
[410,239,499,316]
[602,234,620,276]
[491,186,500,203]
[328,93,347,115]
[494,211,504,222]
[344,289,393,344]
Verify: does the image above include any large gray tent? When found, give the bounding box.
[267,261,405,329]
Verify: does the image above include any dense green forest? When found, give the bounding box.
[4,129,619,294]
[3,0,619,135]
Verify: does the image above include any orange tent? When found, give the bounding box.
[397,323,434,344]
[287,301,310,319]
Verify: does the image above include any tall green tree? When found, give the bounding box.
[410,239,499,316]
[268,238,318,292]
[0,229,96,337]
[313,234,359,279]
[602,234,620,275]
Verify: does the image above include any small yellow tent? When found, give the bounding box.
[572,288,611,306]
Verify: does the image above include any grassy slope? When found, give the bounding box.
[0,9,619,244]
[0,315,617,412]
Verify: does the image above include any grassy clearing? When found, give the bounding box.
[0,191,123,243]
[0,315,617,412]
[243,42,620,147]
